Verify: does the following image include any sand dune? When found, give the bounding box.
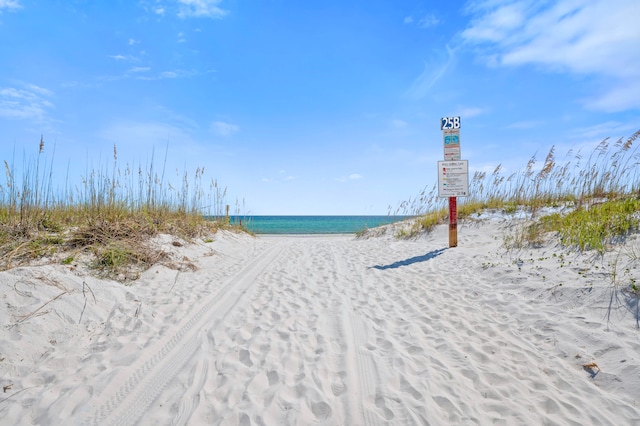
[1,220,639,425]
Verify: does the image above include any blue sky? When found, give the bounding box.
[1,0,639,215]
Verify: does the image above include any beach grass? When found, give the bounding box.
[0,137,242,279]
[396,130,640,248]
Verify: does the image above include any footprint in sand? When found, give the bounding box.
[277,331,290,341]
[330,378,347,396]
[407,345,423,355]
[311,401,332,420]
[239,413,251,425]
[400,376,423,400]
[267,370,279,386]
[374,394,395,420]
[376,337,393,351]
[239,349,253,367]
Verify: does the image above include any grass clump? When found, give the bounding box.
[403,208,447,237]
[0,137,245,280]
[534,198,640,253]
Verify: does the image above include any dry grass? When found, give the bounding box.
[0,138,245,280]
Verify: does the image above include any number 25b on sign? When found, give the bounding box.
[441,116,461,130]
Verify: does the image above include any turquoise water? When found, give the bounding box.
[229,216,408,234]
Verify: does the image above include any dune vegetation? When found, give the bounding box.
[390,130,640,300]
[395,130,640,251]
[0,137,242,280]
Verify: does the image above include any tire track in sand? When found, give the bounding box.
[86,242,285,426]
[320,241,387,426]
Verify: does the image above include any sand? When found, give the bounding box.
[1,218,639,425]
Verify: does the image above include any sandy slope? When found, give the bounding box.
[1,221,639,425]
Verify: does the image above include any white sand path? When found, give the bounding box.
[1,221,639,425]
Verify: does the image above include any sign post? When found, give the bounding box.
[449,196,457,246]
[439,117,468,247]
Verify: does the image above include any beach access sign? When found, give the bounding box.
[438,160,469,198]
[440,116,461,161]
[443,129,461,161]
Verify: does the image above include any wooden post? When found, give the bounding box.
[449,196,457,247]
[225,204,230,225]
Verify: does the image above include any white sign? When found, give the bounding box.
[443,129,461,161]
[444,146,461,161]
[438,160,469,197]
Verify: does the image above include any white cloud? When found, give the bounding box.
[0,84,54,121]
[335,173,364,182]
[585,84,640,113]
[462,0,640,111]
[0,0,21,11]
[405,45,456,99]
[60,80,96,89]
[262,171,295,183]
[134,69,197,80]
[418,14,439,28]
[23,83,53,97]
[109,54,140,61]
[129,66,150,73]
[211,120,239,136]
[391,119,408,128]
[462,2,526,42]
[103,67,198,81]
[457,107,488,118]
[128,38,140,45]
[505,120,543,130]
[154,6,165,15]
[569,121,638,141]
[177,0,227,19]
[404,13,439,28]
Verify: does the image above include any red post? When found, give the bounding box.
[449,196,457,247]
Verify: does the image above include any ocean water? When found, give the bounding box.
[228,215,408,234]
